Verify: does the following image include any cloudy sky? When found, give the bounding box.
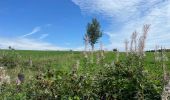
[0,0,169,51]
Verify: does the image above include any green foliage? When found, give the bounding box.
[0,50,21,68]
[0,50,167,99]
[86,18,102,50]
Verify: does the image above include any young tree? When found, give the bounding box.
[8,46,12,50]
[86,18,102,51]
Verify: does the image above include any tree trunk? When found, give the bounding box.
[92,44,94,51]
[91,44,94,63]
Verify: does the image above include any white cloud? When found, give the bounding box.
[0,37,68,50]
[39,34,49,39]
[0,23,85,50]
[21,26,41,38]
[72,0,163,21]
[72,0,170,51]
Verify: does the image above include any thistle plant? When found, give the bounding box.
[100,41,104,59]
[83,34,89,59]
[138,24,150,56]
[124,39,129,56]
[130,31,137,52]
[115,50,120,62]
[161,47,170,100]
[97,41,105,64]
[84,34,89,52]
[16,73,25,85]
[154,45,160,62]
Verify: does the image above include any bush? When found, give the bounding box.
[0,51,21,68]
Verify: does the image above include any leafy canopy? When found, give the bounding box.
[86,18,102,49]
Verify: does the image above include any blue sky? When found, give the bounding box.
[0,0,170,50]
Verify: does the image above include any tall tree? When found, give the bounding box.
[86,18,102,51]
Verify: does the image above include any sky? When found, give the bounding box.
[0,0,170,51]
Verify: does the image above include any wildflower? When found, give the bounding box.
[0,67,10,85]
[162,80,170,100]
[100,42,104,58]
[130,31,137,52]
[84,33,89,52]
[124,39,129,56]
[96,53,100,64]
[154,45,160,62]
[16,73,25,85]
[138,24,150,56]
[115,50,119,62]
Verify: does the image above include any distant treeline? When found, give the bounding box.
[146,49,170,52]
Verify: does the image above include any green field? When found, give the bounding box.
[0,50,169,99]
[2,50,169,74]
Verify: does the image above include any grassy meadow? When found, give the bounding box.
[0,49,169,99]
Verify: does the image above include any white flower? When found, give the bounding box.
[0,67,10,85]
